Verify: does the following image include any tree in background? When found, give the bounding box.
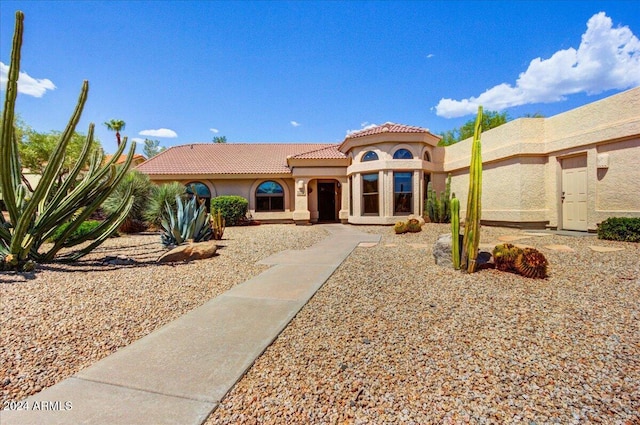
[143,138,165,158]
[212,135,227,143]
[439,110,509,146]
[16,118,102,187]
[104,119,126,147]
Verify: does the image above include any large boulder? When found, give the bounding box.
[433,233,493,269]
[433,234,454,267]
[157,241,218,263]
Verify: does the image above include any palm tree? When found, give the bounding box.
[104,119,126,147]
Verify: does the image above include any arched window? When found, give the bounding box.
[361,151,379,162]
[256,181,284,212]
[393,149,413,159]
[185,181,211,210]
[423,151,431,162]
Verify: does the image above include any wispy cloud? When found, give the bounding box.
[139,128,178,138]
[346,121,378,136]
[426,53,435,59]
[131,137,145,143]
[0,62,56,98]
[435,12,640,118]
[210,128,219,133]
[290,121,301,127]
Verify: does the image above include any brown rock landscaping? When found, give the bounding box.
[1,223,639,423]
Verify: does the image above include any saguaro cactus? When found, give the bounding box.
[461,106,483,273]
[450,194,460,270]
[0,11,136,270]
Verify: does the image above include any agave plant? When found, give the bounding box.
[160,195,212,247]
[0,11,136,271]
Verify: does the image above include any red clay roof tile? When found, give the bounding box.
[346,122,430,139]
[135,143,341,175]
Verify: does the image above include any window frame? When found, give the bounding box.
[361,173,379,216]
[361,151,379,162]
[255,180,285,212]
[393,171,413,215]
[393,149,413,160]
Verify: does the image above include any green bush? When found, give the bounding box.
[210,196,248,226]
[597,217,640,242]
[103,170,153,232]
[49,220,104,243]
[144,182,186,228]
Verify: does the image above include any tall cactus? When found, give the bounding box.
[425,174,452,223]
[0,11,136,271]
[450,194,460,270]
[461,106,483,273]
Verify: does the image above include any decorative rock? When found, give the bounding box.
[157,241,218,263]
[433,234,454,267]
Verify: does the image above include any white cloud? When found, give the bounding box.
[210,128,219,133]
[139,128,178,138]
[346,121,378,136]
[131,137,145,143]
[290,120,301,127]
[426,53,435,59]
[435,12,640,118]
[0,62,56,97]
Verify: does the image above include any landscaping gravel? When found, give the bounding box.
[0,224,328,405]
[206,224,639,424]
[2,223,639,423]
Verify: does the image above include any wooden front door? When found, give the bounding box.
[562,155,588,231]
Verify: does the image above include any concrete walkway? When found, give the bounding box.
[1,224,380,425]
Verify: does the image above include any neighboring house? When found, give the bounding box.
[136,87,640,231]
[104,154,147,169]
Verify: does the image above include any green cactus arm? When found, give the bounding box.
[0,12,24,223]
[9,80,88,255]
[40,123,97,215]
[56,195,134,262]
[451,195,460,269]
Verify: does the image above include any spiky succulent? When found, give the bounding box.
[407,218,422,233]
[514,248,549,279]
[492,243,523,273]
[394,221,408,234]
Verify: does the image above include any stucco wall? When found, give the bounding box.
[442,87,640,230]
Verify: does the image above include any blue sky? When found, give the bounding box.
[1,1,639,155]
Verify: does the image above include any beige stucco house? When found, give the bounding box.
[136,87,640,231]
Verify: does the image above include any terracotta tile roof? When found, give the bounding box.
[104,154,147,165]
[288,145,346,160]
[136,143,340,175]
[346,122,431,139]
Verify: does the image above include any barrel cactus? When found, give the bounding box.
[407,218,422,233]
[394,221,408,234]
[514,248,549,279]
[492,243,523,273]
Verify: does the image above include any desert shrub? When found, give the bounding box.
[210,195,248,226]
[103,170,153,233]
[597,217,640,242]
[49,220,104,243]
[144,182,186,228]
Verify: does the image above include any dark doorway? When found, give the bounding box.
[318,182,336,222]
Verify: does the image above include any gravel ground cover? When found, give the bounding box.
[0,224,328,405]
[207,224,639,424]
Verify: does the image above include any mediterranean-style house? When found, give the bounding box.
[136,87,640,231]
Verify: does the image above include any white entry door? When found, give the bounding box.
[562,155,588,231]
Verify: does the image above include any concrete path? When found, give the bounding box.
[1,224,380,425]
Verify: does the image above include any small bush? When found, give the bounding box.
[49,220,103,243]
[103,170,153,233]
[597,217,640,242]
[211,196,248,226]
